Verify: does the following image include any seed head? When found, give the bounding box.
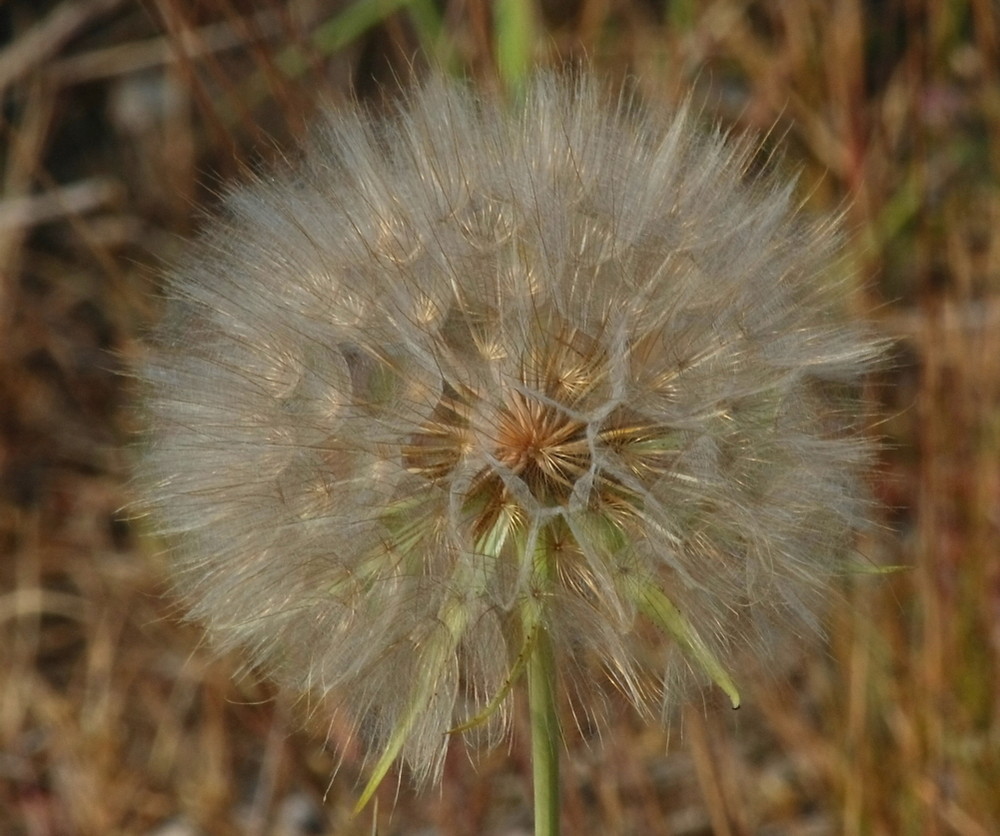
[136,74,882,791]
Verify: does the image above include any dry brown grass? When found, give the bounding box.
[1,1,998,834]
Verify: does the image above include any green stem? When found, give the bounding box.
[493,0,535,95]
[527,626,559,836]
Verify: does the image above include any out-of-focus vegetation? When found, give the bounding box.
[1,1,997,834]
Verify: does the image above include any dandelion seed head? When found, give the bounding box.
[136,74,882,787]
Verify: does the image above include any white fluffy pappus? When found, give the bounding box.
[135,73,883,793]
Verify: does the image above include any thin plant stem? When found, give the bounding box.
[493,0,535,94]
[527,625,560,836]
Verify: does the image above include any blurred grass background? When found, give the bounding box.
[1,1,998,834]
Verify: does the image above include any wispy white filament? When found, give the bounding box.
[136,74,882,788]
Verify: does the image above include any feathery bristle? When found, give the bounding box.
[135,73,884,790]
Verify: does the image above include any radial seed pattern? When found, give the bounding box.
[137,74,882,788]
